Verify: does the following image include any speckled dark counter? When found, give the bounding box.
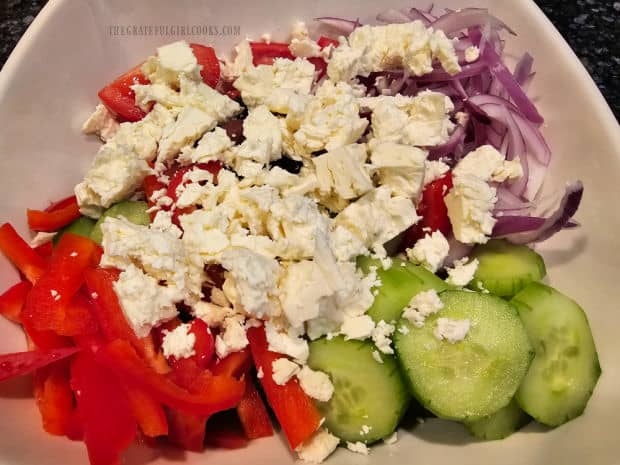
[1,0,618,119]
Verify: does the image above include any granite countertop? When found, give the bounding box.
[0,0,618,119]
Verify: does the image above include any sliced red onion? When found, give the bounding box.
[513,52,534,86]
[468,94,519,112]
[416,60,490,82]
[510,111,551,166]
[501,181,584,244]
[314,17,361,35]
[430,8,515,37]
[407,8,433,25]
[495,186,533,213]
[523,154,547,201]
[376,9,413,24]
[492,216,545,236]
[444,236,473,268]
[428,125,466,160]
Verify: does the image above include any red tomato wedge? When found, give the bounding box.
[247,326,321,450]
[0,347,80,383]
[98,64,150,123]
[249,42,295,65]
[0,280,31,323]
[189,43,221,88]
[403,172,454,248]
[27,196,81,232]
[0,223,47,283]
[96,339,244,416]
[22,233,98,335]
[71,351,137,465]
[33,362,76,437]
[237,379,273,439]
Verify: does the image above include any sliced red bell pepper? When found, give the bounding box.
[35,241,54,259]
[97,339,244,416]
[189,43,221,89]
[0,280,31,323]
[317,36,340,49]
[57,292,99,337]
[210,347,253,379]
[0,346,80,383]
[0,223,47,283]
[71,351,137,465]
[205,411,249,449]
[167,408,208,451]
[249,42,295,65]
[124,386,168,437]
[98,64,150,123]
[247,326,321,450]
[188,319,215,368]
[22,233,98,335]
[237,379,273,439]
[307,57,328,80]
[403,172,454,249]
[139,332,171,374]
[33,362,76,436]
[27,196,81,232]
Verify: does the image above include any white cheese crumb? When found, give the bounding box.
[384,431,398,445]
[445,257,479,287]
[406,230,450,272]
[297,365,334,402]
[371,320,396,354]
[346,441,370,455]
[423,160,450,186]
[30,231,57,248]
[398,325,410,335]
[465,46,480,63]
[434,317,471,343]
[360,425,372,435]
[341,315,376,341]
[161,323,196,359]
[372,350,384,364]
[296,428,340,463]
[257,366,264,379]
[402,289,444,327]
[272,358,301,386]
[214,316,249,358]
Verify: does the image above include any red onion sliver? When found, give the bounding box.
[376,9,413,24]
[430,8,515,37]
[314,17,361,34]
[493,216,546,236]
[513,52,534,86]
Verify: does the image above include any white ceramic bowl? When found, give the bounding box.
[0,1,618,464]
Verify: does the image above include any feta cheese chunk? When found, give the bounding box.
[446,257,479,287]
[228,105,283,167]
[453,145,523,183]
[289,37,322,58]
[424,160,450,185]
[406,230,450,272]
[271,358,300,385]
[222,40,254,78]
[313,144,373,200]
[113,264,181,338]
[265,321,310,362]
[297,429,340,464]
[180,127,233,163]
[220,247,282,319]
[340,314,375,340]
[372,320,396,354]
[434,317,471,343]
[370,142,427,199]
[465,45,480,63]
[297,366,334,402]
[161,323,197,359]
[215,316,249,358]
[402,289,444,327]
[81,104,120,141]
[142,40,201,87]
[158,106,216,162]
[346,441,369,455]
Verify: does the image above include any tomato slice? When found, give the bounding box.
[97,64,150,123]
[189,43,221,89]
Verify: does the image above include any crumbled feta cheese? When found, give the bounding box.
[228,105,283,167]
[341,314,375,340]
[222,40,254,78]
[313,144,373,201]
[465,46,480,63]
[453,145,522,183]
[346,441,369,455]
[402,289,444,327]
[398,325,410,335]
[271,358,301,385]
[289,37,322,58]
[265,321,310,362]
[370,142,427,199]
[193,301,234,327]
[424,160,450,185]
[383,432,398,445]
[371,320,395,354]
[179,75,241,122]
[296,429,340,464]
[113,264,181,338]
[82,104,120,141]
[142,40,201,87]
[180,127,233,164]
[406,230,450,272]
[161,323,196,359]
[445,257,479,287]
[297,366,334,402]
[214,315,249,358]
[434,317,471,343]
[360,425,372,435]
[372,350,383,364]
[257,366,264,379]
[158,106,216,162]
[30,231,57,248]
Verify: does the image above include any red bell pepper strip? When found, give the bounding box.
[167,408,208,451]
[247,326,321,449]
[188,319,215,368]
[0,346,80,383]
[307,57,328,80]
[98,64,150,123]
[189,43,221,89]
[124,386,168,437]
[22,233,98,335]
[139,332,171,374]
[35,241,54,259]
[317,36,340,49]
[0,280,31,323]
[33,362,76,436]
[237,379,273,439]
[0,223,47,283]
[210,347,253,379]
[205,411,249,449]
[97,339,244,416]
[403,172,454,248]
[57,292,99,337]
[27,196,81,232]
[71,351,137,465]
[249,42,295,65]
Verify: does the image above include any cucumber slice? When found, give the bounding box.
[511,283,601,426]
[469,239,546,297]
[53,216,96,245]
[394,290,533,421]
[357,256,448,323]
[464,398,530,440]
[308,336,410,444]
[90,201,150,244]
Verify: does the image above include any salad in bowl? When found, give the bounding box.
[0,5,600,465]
